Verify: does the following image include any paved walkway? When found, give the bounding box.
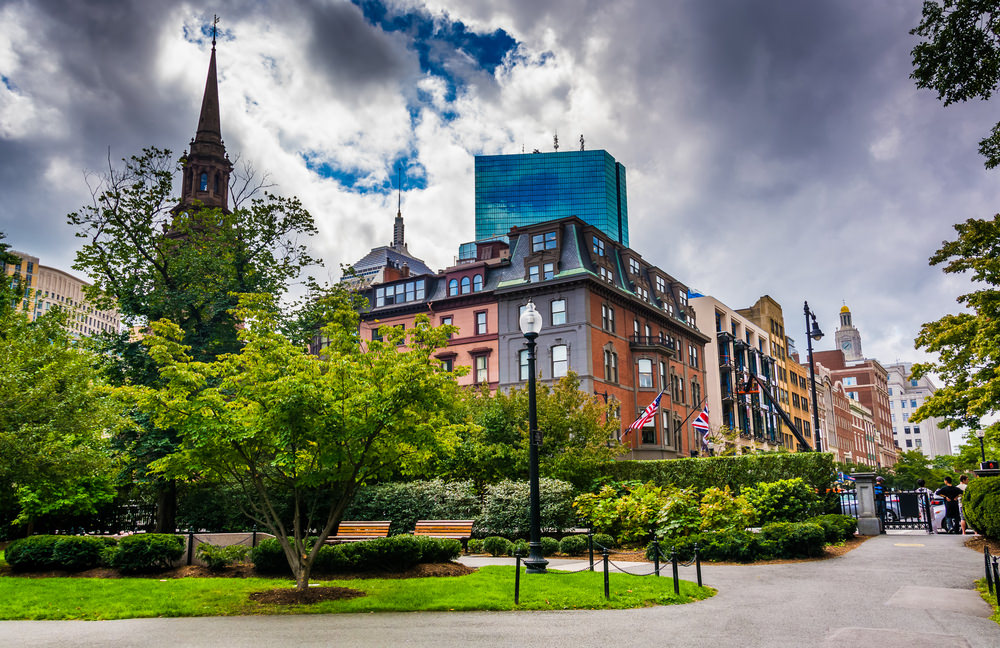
[1,533,997,648]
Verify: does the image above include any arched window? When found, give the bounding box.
[461,277,471,294]
[199,173,208,191]
[448,279,458,296]
[473,274,483,292]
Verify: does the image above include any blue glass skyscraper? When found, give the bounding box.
[474,149,629,247]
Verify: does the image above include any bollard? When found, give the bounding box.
[694,543,702,588]
[671,549,680,595]
[588,531,594,572]
[603,548,610,600]
[986,547,994,596]
[653,539,661,577]
[186,531,195,566]
[514,554,521,605]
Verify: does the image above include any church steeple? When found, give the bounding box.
[177,16,232,214]
[392,165,406,251]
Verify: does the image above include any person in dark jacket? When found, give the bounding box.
[936,477,963,534]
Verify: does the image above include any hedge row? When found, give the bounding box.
[962,476,1000,540]
[605,453,836,496]
[5,534,183,573]
[652,521,830,562]
[251,535,461,575]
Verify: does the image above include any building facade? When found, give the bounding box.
[886,362,952,457]
[473,150,629,249]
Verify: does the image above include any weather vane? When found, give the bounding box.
[212,14,220,47]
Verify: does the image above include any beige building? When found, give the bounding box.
[886,362,952,458]
[4,250,120,337]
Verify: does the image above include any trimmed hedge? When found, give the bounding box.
[466,538,484,554]
[759,522,826,558]
[252,535,461,575]
[479,479,576,537]
[5,535,114,572]
[963,476,1000,539]
[344,480,481,536]
[653,522,828,563]
[605,453,836,496]
[559,534,588,555]
[110,534,184,573]
[482,536,512,557]
[196,543,250,571]
[540,536,560,556]
[806,514,857,543]
[743,478,819,524]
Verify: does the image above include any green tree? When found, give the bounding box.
[438,373,625,489]
[910,216,1000,464]
[68,147,318,530]
[126,292,464,590]
[0,307,123,534]
[0,232,23,319]
[911,0,1000,167]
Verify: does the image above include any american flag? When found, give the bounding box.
[628,392,663,431]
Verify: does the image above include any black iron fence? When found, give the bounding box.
[984,546,1000,609]
[835,489,933,533]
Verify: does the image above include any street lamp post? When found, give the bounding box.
[976,429,986,464]
[804,301,824,453]
[519,300,548,574]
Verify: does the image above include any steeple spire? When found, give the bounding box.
[392,164,406,251]
[176,15,232,215]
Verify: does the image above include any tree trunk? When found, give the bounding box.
[294,559,312,590]
[154,479,177,533]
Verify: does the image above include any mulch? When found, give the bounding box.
[965,535,1000,556]
[249,586,365,605]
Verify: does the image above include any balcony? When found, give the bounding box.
[629,335,676,355]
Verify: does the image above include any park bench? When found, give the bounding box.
[412,520,475,549]
[324,521,391,544]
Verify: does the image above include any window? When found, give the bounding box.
[441,357,454,372]
[910,399,917,407]
[199,172,208,191]
[656,276,666,293]
[678,290,688,307]
[638,359,653,388]
[528,265,540,282]
[519,349,529,381]
[848,391,858,400]
[688,345,699,368]
[715,311,724,332]
[633,319,640,339]
[532,231,557,252]
[604,349,619,383]
[644,324,652,339]
[692,381,701,407]
[473,274,483,292]
[475,311,487,335]
[659,361,668,390]
[629,258,640,275]
[913,426,920,434]
[475,356,488,383]
[888,387,894,395]
[441,316,453,337]
[552,345,568,378]
[375,279,426,307]
[593,236,605,256]
[602,304,615,332]
[461,277,471,294]
[371,326,383,342]
[905,439,913,448]
[448,279,458,296]
[642,415,656,445]
[901,400,908,408]
[844,377,857,386]
[792,393,800,408]
[599,266,614,283]
[910,379,918,387]
[914,438,922,448]
[543,263,555,280]
[551,299,566,325]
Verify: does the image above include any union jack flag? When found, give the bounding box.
[628,392,663,431]
[692,406,710,433]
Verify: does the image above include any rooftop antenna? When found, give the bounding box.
[553,132,559,151]
[211,14,219,48]
[579,134,585,151]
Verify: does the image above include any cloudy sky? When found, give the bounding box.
[1,0,996,376]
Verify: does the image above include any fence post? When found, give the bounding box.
[985,547,994,596]
[922,492,933,534]
[694,543,702,588]
[992,558,1000,608]
[514,554,522,605]
[603,548,610,600]
[653,539,661,577]
[588,531,594,572]
[186,531,195,566]
[671,549,680,595]
[252,524,258,549]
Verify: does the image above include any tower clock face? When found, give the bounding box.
[842,340,852,352]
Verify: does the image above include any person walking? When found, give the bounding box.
[874,476,887,528]
[936,476,962,534]
[915,478,934,529]
[957,475,969,534]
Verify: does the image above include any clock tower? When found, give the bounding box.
[834,304,863,361]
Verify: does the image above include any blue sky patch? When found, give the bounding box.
[301,152,427,195]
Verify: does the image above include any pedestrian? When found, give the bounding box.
[915,478,934,525]
[874,476,887,526]
[935,476,963,534]
[957,475,969,534]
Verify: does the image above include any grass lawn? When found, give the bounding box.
[976,578,1000,625]
[0,566,713,620]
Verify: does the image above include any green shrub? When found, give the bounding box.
[963,476,1000,539]
[480,479,576,537]
[52,536,107,571]
[699,486,755,533]
[466,538,484,554]
[605,452,836,495]
[339,535,423,571]
[760,522,826,559]
[592,533,615,550]
[345,480,481,536]
[806,514,857,543]
[743,478,819,524]
[558,534,588,555]
[482,536,512,557]
[656,487,701,540]
[540,537,559,556]
[196,543,250,571]
[574,482,667,544]
[411,536,461,563]
[5,535,59,571]
[511,539,528,556]
[251,538,289,574]
[110,534,184,573]
[650,530,764,563]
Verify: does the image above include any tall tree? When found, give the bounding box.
[126,292,464,590]
[911,0,1000,167]
[68,147,317,530]
[0,306,123,534]
[910,215,1000,462]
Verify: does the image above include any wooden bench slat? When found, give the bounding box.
[324,521,391,544]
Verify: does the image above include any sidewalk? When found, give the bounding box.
[1,533,997,648]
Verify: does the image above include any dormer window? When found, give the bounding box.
[593,236,605,256]
[655,276,665,293]
[629,258,640,275]
[448,279,459,296]
[199,172,208,191]
[532,231,557,252]
[473,274,483,292]
[461,277,471,294]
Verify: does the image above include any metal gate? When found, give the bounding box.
[835,489,932,533]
